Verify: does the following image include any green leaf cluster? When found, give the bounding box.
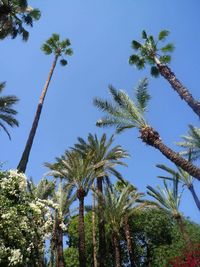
[129,30,175,77]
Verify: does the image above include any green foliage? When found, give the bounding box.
[64,208,200,267]
[41,33,73,66]
[94,78,149,133]
[73,133,129,185]
[129,29,175,77]
[147,177,182,217]
[0,1,41,40]
[0,82,19,139]
[158,30,170,41]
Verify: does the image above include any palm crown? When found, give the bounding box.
[0,82,19,139]
[147,178,182,218]
[41,33,73,66]
[0,0,41,40]
[94,78,149,133]
[104,184,147,233]
[129,30,175,77]
[73,133,129,182]
[46,150,101,198]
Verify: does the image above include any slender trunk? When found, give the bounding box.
[97,177,106,267]
[188,184,200,211]
[17,54,59,173]
[92,185,98,267]
[146,242,152,267]
[56,216,65,267]
[113,232,121,267]
[154,57,200,118]
[124,216,136,267]
[140,126,200,181]
[78,190,86,267]
[174,214,191,246]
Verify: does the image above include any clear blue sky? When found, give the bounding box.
[1,0,200,222]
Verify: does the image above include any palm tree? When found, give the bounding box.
[104,184,151,267]
[177,125,200,161]
[0,0,41,40]
[147,178,191,244]
[17,33,73,173]
[49,181,75,267]
[46,150,100,267]
[0,82,19,139]
[129,30,200,117]
[93,78,200,181]
[114,181,138,267]
[73,133,129,267]
[156,163,200,211]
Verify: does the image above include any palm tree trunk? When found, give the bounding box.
[188,184,200,211]
[78,190,86,267]
[56,217,65,267]
[92,185,98,267]
[140,126,200,180]
[154,57,200,117]
[124,216,136,267]
[113,232,121,267]
[174,214,191,245]
[97,177,106,267]
[17,54,59,173]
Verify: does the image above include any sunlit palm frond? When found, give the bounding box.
[177,125,200,161]
[94,80,149,133]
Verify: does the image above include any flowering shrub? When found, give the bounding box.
[0,170,53,266]
[169,244,200,267]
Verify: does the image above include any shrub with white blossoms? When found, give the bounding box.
[0,170,53,266]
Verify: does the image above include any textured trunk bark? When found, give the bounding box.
[188,184,200,211]
[175,214,191,246]
[56,217,65,267]
[97,177,106,267]
[140,126,200,180]
[154,57,200,118]
[92,186,98,267]
[78,192,86,267]
[113,232,121,267]
[17,54,59,173]
[124,216,136,267]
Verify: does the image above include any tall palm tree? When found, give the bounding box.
[156,163,200,211]
[177,125,200,161]
[93,78,200,181]
[0,0,41,40]
[73,133,129,267]
[17,33,73,173]
[129,30,200,117]
[0,82,19,139]
[104,184,151,267]
[46,150,101,267]
[147,178,191,245]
